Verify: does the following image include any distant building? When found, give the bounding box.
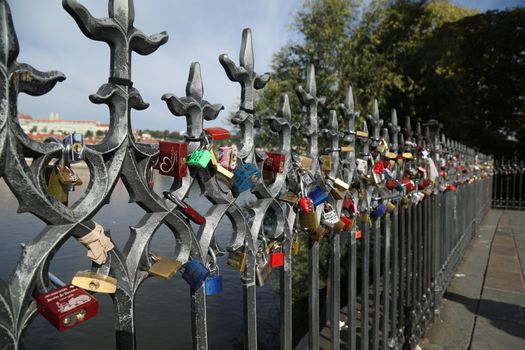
[18,112,109,136]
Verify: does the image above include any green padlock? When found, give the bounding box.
[188,149,212,168]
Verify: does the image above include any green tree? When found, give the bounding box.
[85,130,93,138]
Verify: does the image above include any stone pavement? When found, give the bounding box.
[420,210,525,350]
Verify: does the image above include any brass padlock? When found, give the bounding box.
[341,145,353,153]
[356,130,369,138]
[148,255,183,280]
[402,152,414,160]
[385,152,398,159]
[376,139,388,154]
[227,250,248,273]
[386,201,396,214]
[401,195,410,208]
[292,239,300,255]
[296,156,313,170]
[279,191,299,206]
[71,271,118,294]
[56,164,83,187]
[215,164,234,182]
[327,175,350,191]
[299,211,318,232]
[311,226,326,242]
[320,155,331,173]
[358,212,369,222]
[330,186,345,200]
[255,253,272,287]
[47,166,69,205]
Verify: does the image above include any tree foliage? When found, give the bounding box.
[254,0,525,158]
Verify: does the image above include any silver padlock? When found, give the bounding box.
[356,159,367,174]
[322,203,340,229]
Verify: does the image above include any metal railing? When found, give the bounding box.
[492,159,525,210]
[0,1,493,349]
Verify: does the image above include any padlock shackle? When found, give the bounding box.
[163,191,187,208]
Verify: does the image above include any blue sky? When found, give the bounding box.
[11,0,524,132]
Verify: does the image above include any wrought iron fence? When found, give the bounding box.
[492,159,525,210]
[0,1,493,350]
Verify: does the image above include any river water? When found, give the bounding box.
[0,167,281,349]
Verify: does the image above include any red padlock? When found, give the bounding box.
[446,184,457,192]
[156,141,188,178]
[340,215,353,230]
[402,177,415,193]
[343,197,353,211]
[355,230,362,239]
[36,284,98,332]
[264,152,286,173]
[269,245,284,268]
[439,170,446,177]
[373,161,385,174]
[299,196,314,213]
[419,178,433,190]
[203,127,231,141]
[386,179,399,190]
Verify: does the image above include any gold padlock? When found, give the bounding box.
[279,191,299,206]
[320,155,331,172]
[356,130,369,138]
[148,256,183,280]
[333,220,346,234]
[401,195,410,208]
[327,175,350,191]
[216,164,234,181]
[311,226,326,242]
[297,156,313,170]
[341,145,353,153]
[385,152,398,159]
[292,239,300,255]
[210,148,219,167]
[71,271,118,294]
[299,211,319,232]
[47,166,69,205]
[227,250,248,273]
[376,139,388,154]
[402,152,414,160]
[56,164,83,186]
[330,186,345,200]
[386,201,396,214]
[359,212,369,222]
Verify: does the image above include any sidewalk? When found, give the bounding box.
[420,210,525,350]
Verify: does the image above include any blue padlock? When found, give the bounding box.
[307,186,329,206]
[204,275,223,296]
[372,203,387,219]
[182,260,209,290]
[233,163,261,194]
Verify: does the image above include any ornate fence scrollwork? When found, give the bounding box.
[0,1,494,350]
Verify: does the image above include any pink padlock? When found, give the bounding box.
[217,145,238,171]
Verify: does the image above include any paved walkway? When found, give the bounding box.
[420,210,525,350]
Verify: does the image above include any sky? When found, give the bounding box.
[10,0,524,133]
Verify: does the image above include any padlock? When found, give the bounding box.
[215,164,235,182]
[307,187,329,206]
[279,191,299,206]
[269,244,284,268]
[36,284,98,332]
[419,178,433,190]
[299,211,319,231]
[227,249,248,273]
[164,192,206,225]
[311,225,326,242]
[372,172,382,185]
[322,203,340,228]
[386,179,403,191]
[264,152,286,173]
[355,230,362,239]
[386,201,396,214]
[376,139,388,154]
[299,196,314,212]
[292,239,300,255]
[233,163,261,194]
[402,177,415,193]
[373,161,385,174]
[329,184,345,200]
[182,259,209,290]
[358,212,369,222]
[340,214,353,230]
[401,195,410,208]
[385,151,397,159]
[296,155,313,170]
[71,271,117,294]
[320,155,331,173]
[326,175,350,191]
[148,254,183,280]
[203,127,231,141]
[63,133,84,163]
[188,149,212,168]
[402,152,414,160]
[217,145,238,170]
[333,220,346,233]
[372,203,387,219]
[300,171,314,186]
[47,166,69,205]
[56,163,83,187]
[204,250,223,296]
[156,140,188,178]
[341,145,353,152]
[356,158,367,174]
[256,253,272,287]
[343,197,354,211]
[355,130,369,138]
